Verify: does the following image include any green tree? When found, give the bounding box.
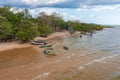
[0,21,13,41]
[37,12,67,31]
[66,20,81,31]
[17,19,37,42]
[38,25,54,37]
[0,6,105,42]
[53,16,66,30]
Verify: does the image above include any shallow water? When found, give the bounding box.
[62,27,120,80]
[64,27,120,54]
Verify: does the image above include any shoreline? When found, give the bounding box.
[0,31,80,52]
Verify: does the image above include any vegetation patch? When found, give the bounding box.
[0,6,108,42]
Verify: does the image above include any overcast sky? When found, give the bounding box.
[0,0,120,25]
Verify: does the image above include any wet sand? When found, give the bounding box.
[0,42,30,52]
[0,47,39,69]
[0,31,71,52]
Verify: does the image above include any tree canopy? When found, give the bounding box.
[0,6,106,42]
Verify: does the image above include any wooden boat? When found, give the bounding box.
[43,48,56,55]
[39,44,53,48]
[31,40,46,45]
[39,42,55,48]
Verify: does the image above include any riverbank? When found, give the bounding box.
[0,31,75,52]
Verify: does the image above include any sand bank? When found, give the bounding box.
[0,31,71,52]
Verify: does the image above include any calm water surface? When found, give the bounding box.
[63,27,120,80]
[64,27,120,54]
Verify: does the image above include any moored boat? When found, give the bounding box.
[31,40,46,45]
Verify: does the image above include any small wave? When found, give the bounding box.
[54,53,75,63]
[78,66,85,70]
[78,54,119,70]
[80,52,99,57]
[32,72,50,80]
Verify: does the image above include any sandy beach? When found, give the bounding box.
[0,31,71,52]
[0,31,81,52]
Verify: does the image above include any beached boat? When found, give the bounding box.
[43,48,56,55]
[39,44,53,48]
[31,40,46,45]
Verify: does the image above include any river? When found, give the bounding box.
[64,27,120,54]
[62,27,120,80]
[0,27,120,80]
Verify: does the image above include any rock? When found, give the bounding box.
[80,35,82,38]
[63,46,69,50]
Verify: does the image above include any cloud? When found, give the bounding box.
[1,0,120,25]
[3,0,67,8]
[28,7,81,21]
[1,0,120,9]
[69,15,80,20]
[28,7,64,17]
[92,4,120,11]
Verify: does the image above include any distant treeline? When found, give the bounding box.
[0,6,106,42]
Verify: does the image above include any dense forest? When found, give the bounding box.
[0,6,105,42]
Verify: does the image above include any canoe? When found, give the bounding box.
[31,40,46,45]
[39,44,52,48]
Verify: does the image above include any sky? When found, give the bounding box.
[0,0,120,25]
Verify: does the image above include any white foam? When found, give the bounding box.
[78,66,84,70]
[32,72,50,80]
[78,54,119,70]
[86,54,119,65]
[80,52,96,57]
